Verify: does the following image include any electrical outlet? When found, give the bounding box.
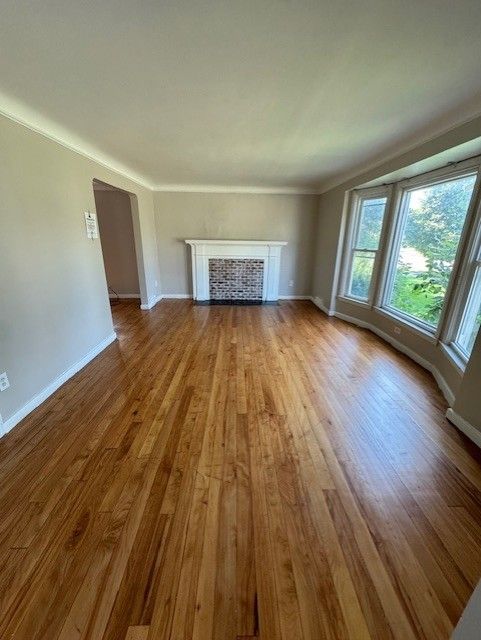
[0,372,10,392]
[394,326,401,335]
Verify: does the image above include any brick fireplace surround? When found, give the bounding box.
[208,258,264,301]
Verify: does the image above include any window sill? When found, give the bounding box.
[439,342,467,375]
[336,295,370,309]
[373,306,438,344]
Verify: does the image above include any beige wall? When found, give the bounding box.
[313,115,481,431]
[154,191,319,297]
[454,329,481,428]
[95,189,140,296]
[0,114,160,427]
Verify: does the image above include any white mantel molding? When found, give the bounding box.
[185,239,287,302]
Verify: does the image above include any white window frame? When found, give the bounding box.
[338,185,391,306]
[378,163,480,337]
[441,178,481,362]
[337,156,481,368]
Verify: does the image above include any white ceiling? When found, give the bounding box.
[1,1,481,192]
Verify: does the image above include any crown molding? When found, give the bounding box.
[153,183,320,195]
[0,92,153,190]
[0,96,319,196]
[317,110,481,195]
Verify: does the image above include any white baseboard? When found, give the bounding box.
[310,296,335,316]
[140,294,163,310]
[446,409,481,448]
[1,332,117,438]
[279,295,312,300]
[161,293,192,299]
[315,307,456,406]
[109,293,140,299]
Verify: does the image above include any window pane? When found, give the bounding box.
[348,251,375,299]
[356,197,387,249]
[456,267,481,356]
[387,174,476,327]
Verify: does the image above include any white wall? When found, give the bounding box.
[154,191,318,297]
[95,189,140,296]
[0,114,160,430]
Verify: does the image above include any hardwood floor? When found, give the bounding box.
[0,299,480,639]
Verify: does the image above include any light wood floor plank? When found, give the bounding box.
[0,299,479,639]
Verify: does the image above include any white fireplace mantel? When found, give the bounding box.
[185,239,287,302]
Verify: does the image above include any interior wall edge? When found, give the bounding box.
[140,294,163,310]
[0,101,153,190]
[0,332,117,438]
[446,408,481,449]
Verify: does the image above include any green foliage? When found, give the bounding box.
[391,175,476,325]
[391,269,443,325]
[357,198,385,249]
[350,253,374,299]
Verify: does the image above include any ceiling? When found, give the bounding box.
[1,1,481,192]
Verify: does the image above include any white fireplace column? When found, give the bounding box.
[185,240,287,302]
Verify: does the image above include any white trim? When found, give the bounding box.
[140,294,163,310]
[397,158,481,190]
[278,295,311,300]
[185,240,286,302]
[338,187,391,305]
[185,239,288,246]
[316,112,481,194]
[310,296,335,316]
[446,409,481,449]
[0,96,152,189]
[439,342,467,375]
[0,102,320,196]
[153,184,318,195]
[109,293,141,299]
[321,308,456,405]
[0,332,117,438]
[379,168,480,341]
[337,294,370,310]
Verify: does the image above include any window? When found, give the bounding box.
[338,157,481,370]
[453,222,481,357]
[455,266,481,355]
[344,193,388,302]
[384,173,477,330]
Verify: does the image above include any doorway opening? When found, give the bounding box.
[93,179,147,315]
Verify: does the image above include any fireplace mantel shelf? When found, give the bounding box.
[185,239,287,246]
[185,239,287,302]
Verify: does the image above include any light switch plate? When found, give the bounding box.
[0,372,10,392]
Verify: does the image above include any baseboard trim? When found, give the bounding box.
[317,308,456,406]
[140,294,163,310]
[279,295,312,300]
[109,293,140,299]
[161,294,192,299]
[310,296,335,316]
[446,409,481,448]
[1,332,117,437]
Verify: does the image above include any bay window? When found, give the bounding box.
[339,157,481,370]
